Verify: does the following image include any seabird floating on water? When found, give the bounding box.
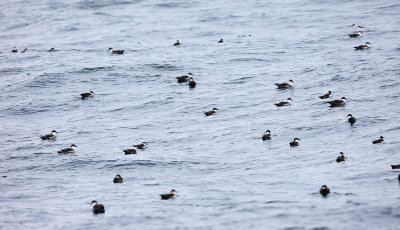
[80,91,94,99]
[327,97,346,107]
[57,144,77,154]
[160,189,177,200]
[91,200,105,214]
[174,40,181,46]
[262,130,271,141]
[48,48,55,52]
[319,91,332,99]
[336,152,345,162]
[275,98,292,107]
[124,147,137,155]
[40,130,57,140]
[391,165,400,169]
[113,174,123,183]
[21,48,28,53]
[204,108,219,116]
[176,73,192,83]
[218,39,224,43]
[108,48,124,54]
[134,142,147,149]
[372,136,384,144]
[347,114,356,125]
[354,42,370,50]
[352,24,365,29]
[188,77,196,88]
[289,138,300,147]
[319,185,330,196]
[275,80,294,89]
[348,31,362,38]
[12,47,18,53]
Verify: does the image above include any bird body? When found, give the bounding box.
[160,189,177,200]
[349,31,362,38]
[113,174,123,183]
[319,91,332,99]
[354,42,370,50]
[327,97,346,107]
[275,80,293,89]
[108,48,124,54]
[12,47,18,53]
[204,108,219,116]
[336,152,345,162]
[40,130,57,140]
[58,144,77,154]
[133,142,147,149]
[347,114,356,125]
[275,98,292,107]
[80,91,94,99]
[124,147,137,155]
[218,39,224,43]
[91,200,105,214]
[174,40,181,46]
[289,138,300,147]
[372,136,384,144]
[391,165,400,169]
[188,77,196,88]
[320,185,330,196]
[176,73,192,83]
[262,130,271,141]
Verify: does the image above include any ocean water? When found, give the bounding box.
[1,0,400,229]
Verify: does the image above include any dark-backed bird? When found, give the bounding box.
[176,73,193,83]
[372,136,384,144]
[352,24,365,28]
[319,91,332,99]
[91,200,105,214]
[188,77,196,88]
[57,144,77,154]
[204,108,219,116]
[12,47,18,53]
[80,91,94,99]
[21,48,28,53]
[319,185,330,196]
[347,114,356,125]
[174,40,181,46]
[336,152,345,162]
[354,42,370,50]
[275,98,292,107]
[289,138,300,147]
[48,48,55,52]
[262,130,271,141]
[134,142,147,149]
[113,174,123,183]
[40,130,58,140]
[348,31,362,38]
[160,189,177,200]
[124,147,137,155]
[218,39,224,43]
[398,175,400,182]
[327,97,346,107]
[391,165,400,169]
[108,48,124,54]
[275,80,294,89]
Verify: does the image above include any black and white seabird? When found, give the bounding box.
[108,48,124,54]
[40,130,58,140]
[57,144,77,154]
[336,152,345,162]
[391,165,400,169]
[204,108,219,116]
[174,40,181,46]
[398,175,400,182]
[188,77,196,88]
[113,174,123,183]
[354,42,371,50]
[124,147,137,155]
[327,97,346,107]
[80,91,94,99]
[91,200,105,214]
[176,73,193,83]
[319,91,332,99]
[12,47,18,53]
[347,114,356,125]
[348,31,362,38]
[352,24,365,29]
[134,142,147,149]
[21,48,28,53]
[160,189,177,200]
[289,138,300,147]
[218,39,224,43]
[275,98,292,107]
[48,48,55,52]
[262,130,271,141]
[275,80,294,89]
[319,185,330,196]
[372,136,384,144]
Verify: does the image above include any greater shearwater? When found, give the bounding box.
[289,138,300,147]
[218,39,224,43]
[188,77,196,88]
[372,136,384,144]
[275,98,292,107]
[262,130,271,141]
[336,152,345,162]
[80,91,94,99]
[108,48,124,54]
[113,174,123,183]
[40,130,57,140]
[134,142,147,149]
[124,147,137,155]
[327,97,346,107]
[176,73,192,83]
[91,200,105,214]
[354,42,370,50]
[57,144,77,154]
[319,185,330,196]
[12,47,18,53]
[174,40,181,46]
[204,108,219,116]
[21,48,28,53]
[347,114,356,125]
[48,48,55,52]
[348,31,362,38]
[391,165,400,169]
[352,24,365,29]
[160,189,177,200]
[319,91,332,99]
[275,80,293,89]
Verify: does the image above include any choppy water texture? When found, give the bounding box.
[1,0,400,229]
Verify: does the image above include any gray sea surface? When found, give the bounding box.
[1,0,400,229]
